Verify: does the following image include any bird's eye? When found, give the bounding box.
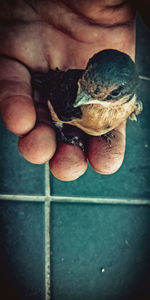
[110,86,124,97]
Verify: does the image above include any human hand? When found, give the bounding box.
[0,0,136,181]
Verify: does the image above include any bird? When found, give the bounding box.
[31,49,142,146]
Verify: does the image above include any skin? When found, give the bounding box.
[0,0,138,181]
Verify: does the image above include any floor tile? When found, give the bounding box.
[51,202,150,300]
[0,200,45,300]
[0,118,45,195]
[136,15,150,77]
[50,79,150,199]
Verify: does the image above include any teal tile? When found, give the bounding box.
[0,200,45,300]
[51,79,150,199]
[0,118,45,195]
[136,15,150,77]
[51,203,150,300]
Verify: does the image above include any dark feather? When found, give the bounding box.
[31,68,83,121]
[84,49,138,99]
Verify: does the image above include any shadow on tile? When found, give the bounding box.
[136,15,150,77]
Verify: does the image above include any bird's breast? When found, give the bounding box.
[48,94,137,136]
[69,95,137,135]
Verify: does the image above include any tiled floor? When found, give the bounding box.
[0,15,150,300]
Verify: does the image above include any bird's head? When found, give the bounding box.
[48,49,142,136]
[73,49,138,109]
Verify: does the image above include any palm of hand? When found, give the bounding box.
[0,0,136,180]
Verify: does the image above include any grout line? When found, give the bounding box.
[0,194,150,206]
[139,75,150,81]
[0,194,45,201]
[50,196,150,206]
[45,199,51,300]
[44,163,51,299]
[45,162,51,196]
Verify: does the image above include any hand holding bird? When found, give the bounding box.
[0,0,145,181]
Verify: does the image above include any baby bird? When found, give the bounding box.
[32,49,142,139]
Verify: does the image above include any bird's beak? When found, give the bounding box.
[73,90,110,108]
[73,91,91,108]
[74,80,101,108]
[73,82,112,108]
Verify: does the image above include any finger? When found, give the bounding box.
[49,142,88,181]
[0,57,36,135]
[87,121,126,175]
[18,103,56,164]
[18,123,56,164]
